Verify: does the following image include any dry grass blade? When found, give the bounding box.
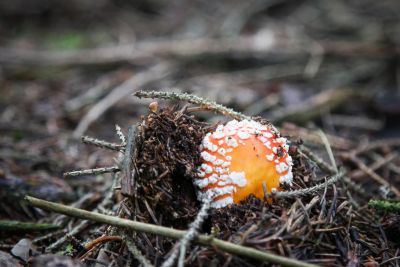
[317,129,338,173]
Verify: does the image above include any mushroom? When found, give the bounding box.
[193,119,293,208]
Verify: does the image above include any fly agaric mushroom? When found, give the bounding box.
[193,119,293,208]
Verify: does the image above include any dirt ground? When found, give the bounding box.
[0,1,399,266]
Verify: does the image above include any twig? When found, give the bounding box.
[298,146,335,174]
[269,88,359,124]
[280,124,353,150]
[53,192,101,226]
[47,219,90,252]
[65,70,128,112]
[125,235,155,267]
[185,64,304,91]
[272,170,346,199]
[345,154,400,197]
[299,146,366,196]
[370,152,400,175]
[79,235,123,260]
[121,125,136,197]
[33,229,68,244]
[63,166,120,178]
[379,256,400,265]
[243,93,280,116]
[134,90,249,121]
[0,220,59,231]
[161,196,212,267]
[1,37,397,67]
[47,173,119,251]
[73,63,171,138]
[353,138,400,155]
[81,136,124,152]
[368,200,400,212]
[25,196,319,267]
[349,152,397,179]
[115,125,126,146]
[328,114,383,131]
[84,236,122,251]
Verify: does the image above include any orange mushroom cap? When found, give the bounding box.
[194,119,293,208]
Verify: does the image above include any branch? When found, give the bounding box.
[299,146,366,196]
[272,170,346,199]
[161,196,212,267]
[134,90,249,121]
[344,154,400,197]
[73,63,171,138]
[353,138,400,155]
[115,125,127,146]
[125,235,155,267]
[47,173,120,251]
[25,196,318,267]
[81,136,124,152]
[1,37,397,67]
[269,88,359,124]
[121,125,136,197]
[63,166,120,178]
[0,220,59,231]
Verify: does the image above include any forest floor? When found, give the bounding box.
[0,0,399,266]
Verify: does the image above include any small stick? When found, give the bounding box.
[47,220,90,252]
[272,170,346,199]
[47,175,119,251]
[353,138,400,155]
[345,154,400,197]
[161,196,212,267]
[349,152,397,179]
[81,136,123,152]
[370,152,400,175]
[269,88,358,124]
[73,63,171,138]
[25,196,319,267]
[125,235,155,267]
[33,229,68,244]
[115,125,126,146]
[299,146,366,196]
[379,256,400,266]
[134,90,250,121]
[63,166,120,178]
[121,125,136,196]
[79,235,123,260]
[0,220,59,231]
[280,125,353,150]
[299,146,335,174]
[65,70,126,113]
[84,235,123,251]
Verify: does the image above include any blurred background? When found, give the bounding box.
[0,0,399,213]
